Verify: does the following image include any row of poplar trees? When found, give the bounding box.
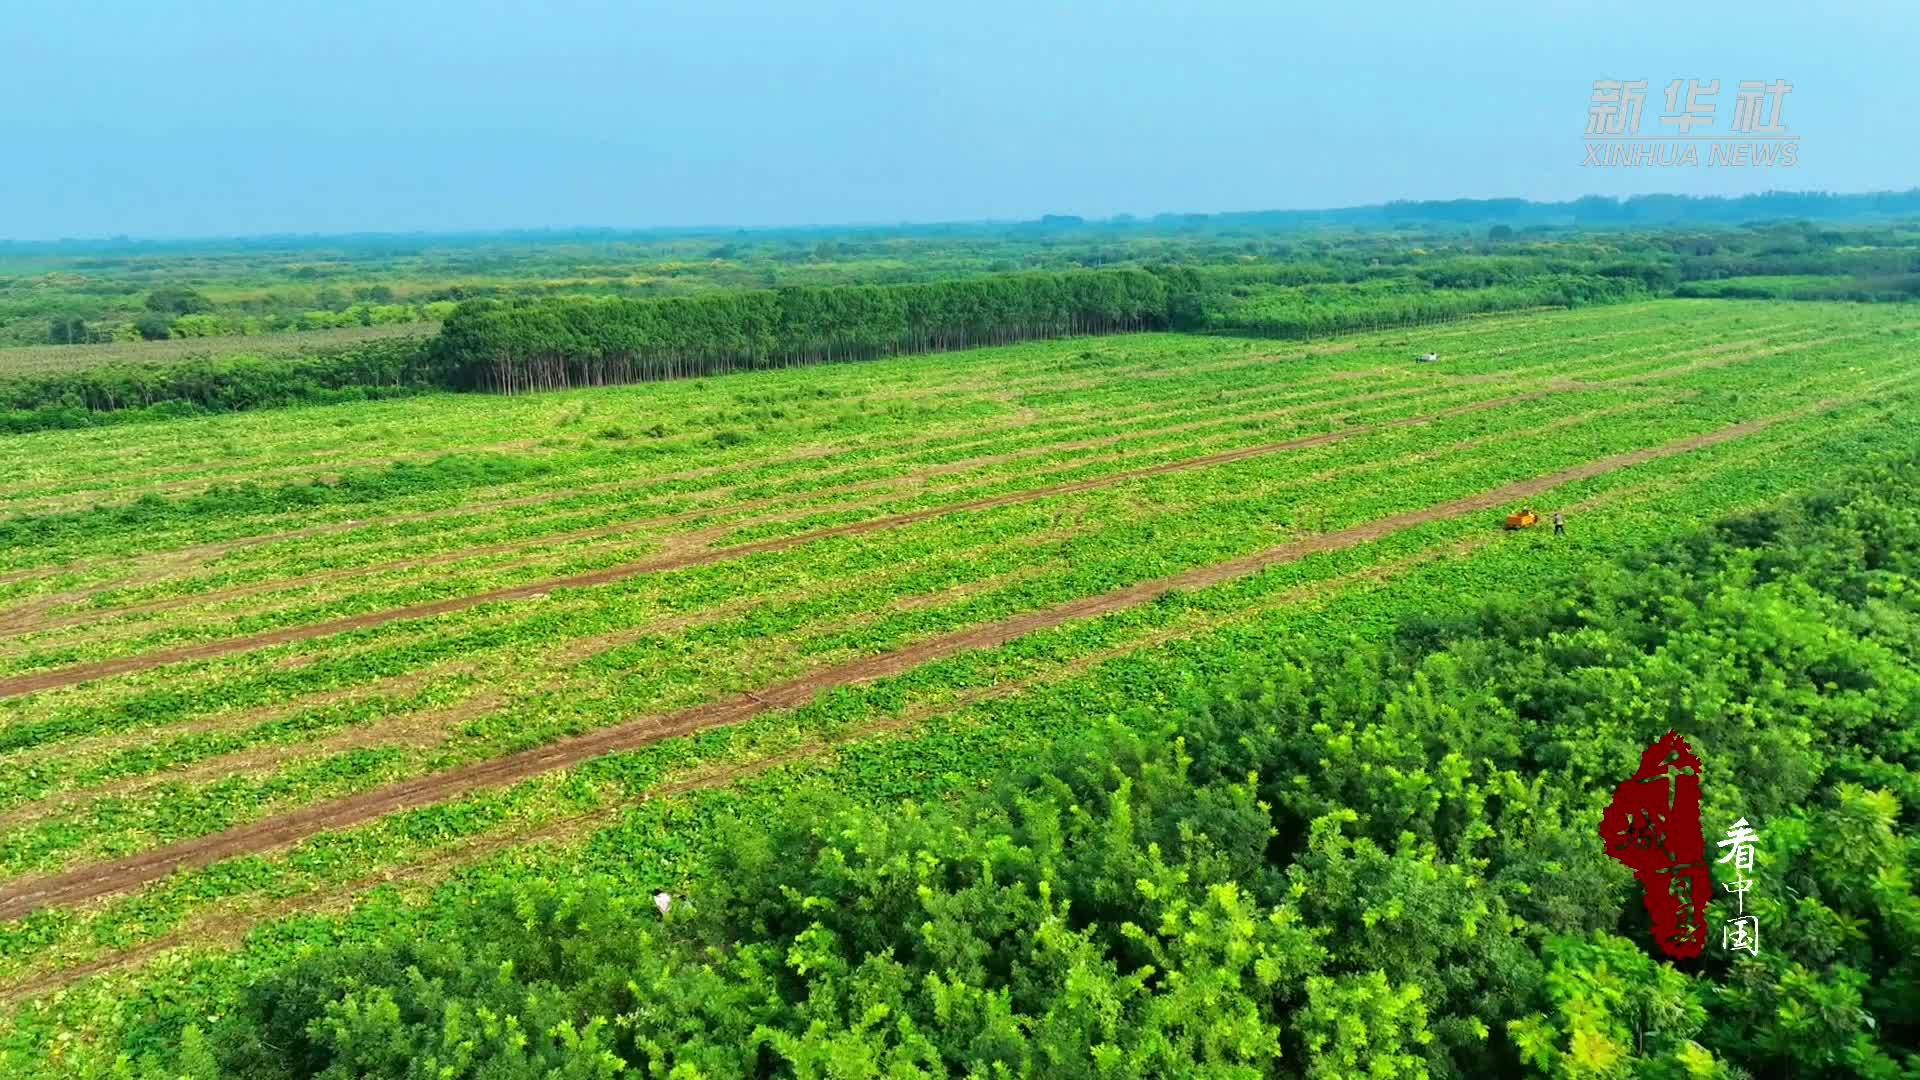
[434,269,1172,394]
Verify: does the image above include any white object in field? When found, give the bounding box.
[654,891,672,915]
[1416,352,1439,363]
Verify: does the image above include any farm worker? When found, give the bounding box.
[1553,511,1565,536]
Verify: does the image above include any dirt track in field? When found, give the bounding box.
[0,385,1579,701]
[0,393,1364,637]
[0,333,1324,537]
[0,542,1531,1002]
[0,543,1082,832]
[0,319,1802,638]
[0,524,1490,1003]
[0,315,1723,591]
[0,370,1488,641]
[0,408,1793,921]
[15,313,1837,654]
[0,524,1090,804]
[0,417,1827,999]
[0,389,1667,824]
[0,362,1420,624]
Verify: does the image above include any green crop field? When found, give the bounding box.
[0,298,1918,1075]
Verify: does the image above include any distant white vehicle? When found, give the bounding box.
[1416,352,1440,363]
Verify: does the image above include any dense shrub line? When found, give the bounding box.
[437,268,1665,393]
[0,338,447,433]
[1166,271,1649,339]
[194,453,1920,1077]
[434,269,1174,393]
[0,267,1656,427]
[1676,273,1920,302]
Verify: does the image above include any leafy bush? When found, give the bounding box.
[1179,274,1650,338]
[0,337,446,431]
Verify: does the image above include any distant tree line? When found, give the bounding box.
[435,265,1669,394]
[10,189,1919,264]
[0,270,1176,424]
[10,212,1920,350]
[434,269,1172,393]
[0,235,1915,430]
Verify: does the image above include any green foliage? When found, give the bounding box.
[1509,934,1718,1079]
[167,450,1920,1078]
[44,317,89,345]
[1298,971,1434,1078]
[435,269,1173,392]
[4,209,1917,353]
[132,312,173,341]
[1177,274,1651,338]
[1676,274,1920,302]
[0,336,446,432]
[209,743,1321,1078]
[143,286,214,316]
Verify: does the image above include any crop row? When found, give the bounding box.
[0,328,1904,745]
[0,341,1870,744]
[0,301,1843,549]
[0,308,1875,670]
[0,352,1910,902]
[1,369,1912,1076]
[0,305,1904,926]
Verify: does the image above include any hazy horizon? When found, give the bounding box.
[9,187,1920,249]
[6,0,1913,240]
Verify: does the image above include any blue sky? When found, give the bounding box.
[3,0,1912,238]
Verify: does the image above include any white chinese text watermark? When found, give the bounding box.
[1717,817,1761,956]
[1584,79,1798,168]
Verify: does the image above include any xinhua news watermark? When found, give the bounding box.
[1584,79,1797,168]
